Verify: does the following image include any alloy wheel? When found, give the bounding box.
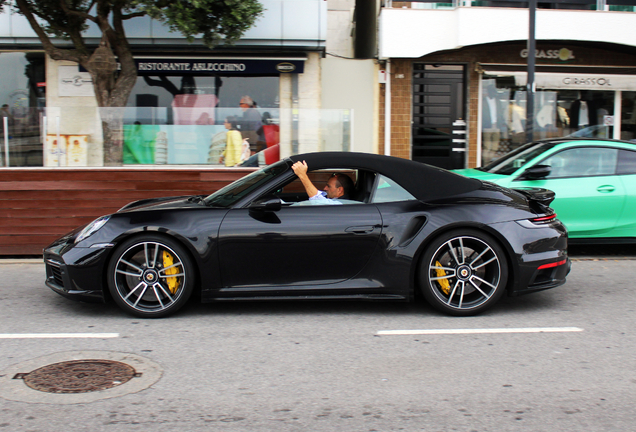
[427,235,503,312]
[112,241,188,315]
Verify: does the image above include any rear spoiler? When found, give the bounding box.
[512,187,556,207]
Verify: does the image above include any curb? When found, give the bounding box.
[0,259,43,264]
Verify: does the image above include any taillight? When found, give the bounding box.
[530,213,557,224]
[515,213,559,229]
[537,259,567,270]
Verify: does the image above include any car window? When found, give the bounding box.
[204,160,289,207]
[269,169,362,206]
[617,149,636,175]
[539,147,618,179]
[481,141,557,175]
[370,175,416,203]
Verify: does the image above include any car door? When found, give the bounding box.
[614,148,636,234]
[217,204,383,288]
[512,146,625,237]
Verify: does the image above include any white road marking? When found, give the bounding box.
[377,327,583,335]
[0,333,119,339]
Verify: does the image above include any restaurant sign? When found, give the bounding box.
[134,59,304,75]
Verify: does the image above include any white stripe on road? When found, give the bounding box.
[377,327,583,335]
[0,333,119,339]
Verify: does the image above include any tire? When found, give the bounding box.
[107,235,195,318]
[418,229,508,316]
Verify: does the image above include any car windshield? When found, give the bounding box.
[479,141,558,175]
[204,160,290,208]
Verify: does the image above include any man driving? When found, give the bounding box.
[291,160,355,205]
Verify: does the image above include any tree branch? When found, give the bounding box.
[14,0,84,63]
[122,11,146,20]
[58,0,97,23]
[87,0,97,13]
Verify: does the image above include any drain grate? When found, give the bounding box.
[13,359,142,394]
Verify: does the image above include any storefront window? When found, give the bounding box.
[621,91,636,141]
[121,75,281,166]
[125,75,280,124]
[481,77,616,165]
[0,52,45,167]
[1,55,352,169]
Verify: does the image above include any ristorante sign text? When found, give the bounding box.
[134,59,304,75]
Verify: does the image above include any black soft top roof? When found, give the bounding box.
[288,152,482,202]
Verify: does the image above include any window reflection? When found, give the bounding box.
[540,147,618,178]
[481,77,617,166]
[0,52,46,167]
[121,75,280,166]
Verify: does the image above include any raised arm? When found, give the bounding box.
[291,160,320,198]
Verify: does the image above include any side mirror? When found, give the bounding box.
[249,197,282,212]
[520,164,551,180]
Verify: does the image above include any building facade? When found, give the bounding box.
[1,0,380,169]
[378,0,636,168]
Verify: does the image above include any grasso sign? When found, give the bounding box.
[134,59,304,75]
[489,72,636,91]
[520,48,575,61]
[562,76,612,87]
[536,73,635,90]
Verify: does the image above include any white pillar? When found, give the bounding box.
[613,90,622,140]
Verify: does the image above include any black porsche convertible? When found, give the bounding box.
[44,152,570,318]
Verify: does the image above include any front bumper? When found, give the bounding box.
[44,239,111,303]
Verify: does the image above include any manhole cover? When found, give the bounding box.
[13,359,141,394]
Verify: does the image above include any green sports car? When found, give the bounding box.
[453,138,636,243]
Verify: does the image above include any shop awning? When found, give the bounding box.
[482,70,636,91]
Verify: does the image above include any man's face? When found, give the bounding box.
[324,177,343,199]
[239,99,250,112]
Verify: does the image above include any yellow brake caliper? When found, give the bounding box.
[435,260,451,295]
[162,251,181,295]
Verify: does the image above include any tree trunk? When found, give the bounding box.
[85,39,136,166]
[100,109,124,166]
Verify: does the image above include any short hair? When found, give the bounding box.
[333,173,354,199]
[225,116,239,130]
[240,96,254,107]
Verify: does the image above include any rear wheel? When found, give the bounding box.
[107,235,194,318]
[419,230,508,316]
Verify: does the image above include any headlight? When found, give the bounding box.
[75,216,111,244]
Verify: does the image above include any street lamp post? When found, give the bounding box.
[527,0,536,143]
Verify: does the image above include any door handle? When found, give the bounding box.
[597,185,616,193]
[346,225,376,234]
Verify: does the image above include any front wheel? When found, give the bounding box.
[418,230,508,316]
[107,235,195,318]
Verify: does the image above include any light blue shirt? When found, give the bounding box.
[292,191,359,206]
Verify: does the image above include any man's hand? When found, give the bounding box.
[291,160,319,198]
[291,160,308,177]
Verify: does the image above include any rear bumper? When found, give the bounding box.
[486,217,570,297]
[508,257,571,296]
